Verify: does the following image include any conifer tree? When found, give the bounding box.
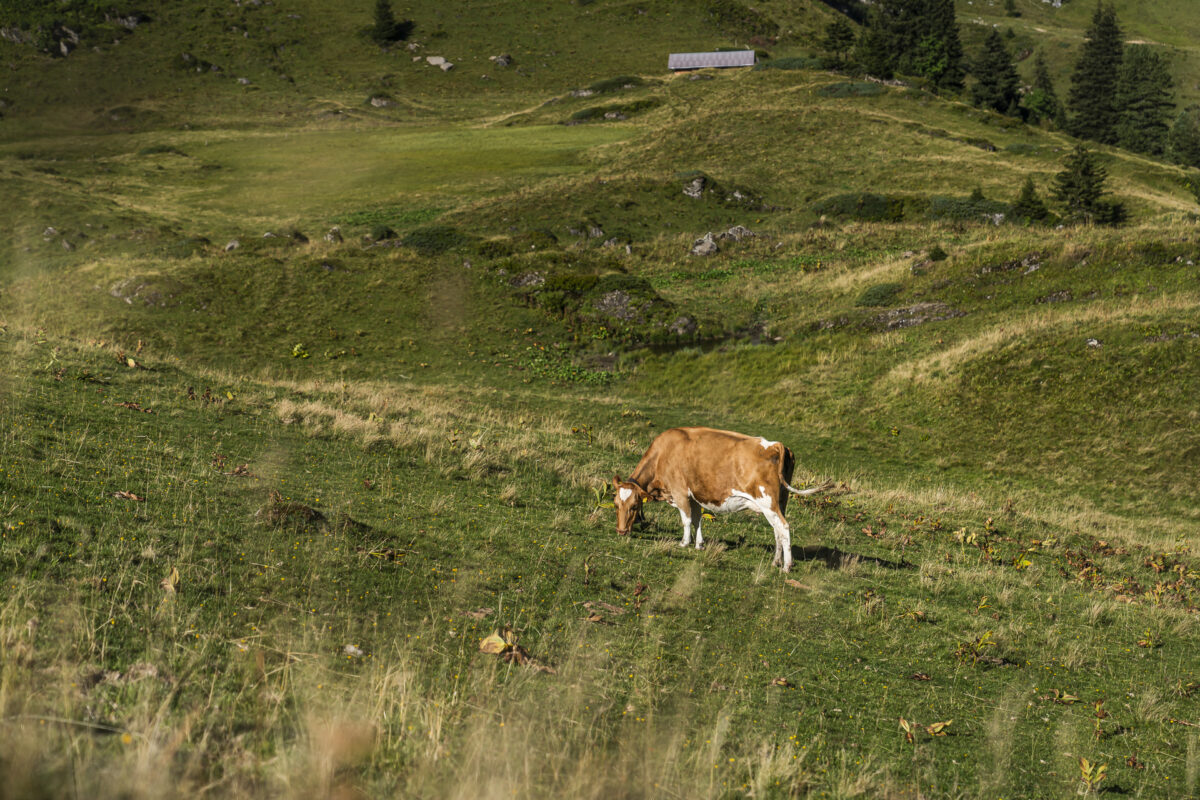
[371,0,412,44]
[822,17,857,64]
[1011,176,1048,222]
[913,0,964,90]
[1004,0,1020,17]
[1114,45,1175,156]
[854,12,895,80]
[372,0,398,42]
[858,0,963,90]
[1169,108,1200,169]
[971,28,1020,115]
[1067,2,1124,143]
[1023,51,1064,126]
[1053,144,1123,223]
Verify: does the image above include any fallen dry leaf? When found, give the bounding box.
[925,720,952,736]
[584,611,610,625]
[226,463,256,478]
[160,566,180,595]
[115,401,154,414]
[114,490,145,501]
[784,579,812,590]
[478,627,556,673]
[768,677,793,688]
[909,672,932,681]
[465,607,494,620]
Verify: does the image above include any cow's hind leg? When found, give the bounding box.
[759,501,793,572]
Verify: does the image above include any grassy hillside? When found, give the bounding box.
[2,0,1200,797]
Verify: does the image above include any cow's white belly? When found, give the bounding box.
[691,487,767,515]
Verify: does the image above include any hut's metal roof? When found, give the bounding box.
[668,50,756,70]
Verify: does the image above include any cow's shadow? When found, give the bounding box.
[789,543,911,571]
[629,523,910,571]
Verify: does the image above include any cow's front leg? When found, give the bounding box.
[674,500,692,547]
[689,499,704,550]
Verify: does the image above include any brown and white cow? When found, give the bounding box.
[613,427,831,572]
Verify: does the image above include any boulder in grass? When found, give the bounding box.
[690,232,718,256]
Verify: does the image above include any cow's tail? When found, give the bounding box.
[783,478,836,496]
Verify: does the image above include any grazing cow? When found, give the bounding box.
[613,426,831,572]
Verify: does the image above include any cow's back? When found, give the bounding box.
[649,427,787,506]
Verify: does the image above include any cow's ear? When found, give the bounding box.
[647,486,664,501]
[612,475,621,490]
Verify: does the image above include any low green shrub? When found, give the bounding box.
[474,239,516,259]
[370,224,397,241]
[585,75,645,94]
[568,98,660,122]
[817,81,886,98]
[856,282,903,307]
[753,56,821,71]
[401,225,473,255]
[811,192,908,222]
[138,145,187,157]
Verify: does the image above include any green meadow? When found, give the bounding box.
[1,1,1199,797]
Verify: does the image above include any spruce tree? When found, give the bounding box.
[1004,0,1020,17]
[971,28,1020,115]
[1067,2,1124,144]
[822,17,857,64]
[915,0,965,90]
[1053,144,1122,222]
[854,12,895,80]
[1169,108,1200,169]
[1114,45,1175,156]
[372,0,398,43]
[1011,176,1048,222]
[1023,51,1064,126]
[858,0,963,90]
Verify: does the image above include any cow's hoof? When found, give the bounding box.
[695,543,704,550]
[678,541,689,548]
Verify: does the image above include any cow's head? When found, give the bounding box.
[612,475,646,536]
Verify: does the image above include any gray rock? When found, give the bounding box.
[368,94,395,108]
[324,226,343,243]
[570,88,594,98]
[509,272,545,288]
[683,176,706,199]
[43,227,57,238]
[440,61,454,72]
[587,224,604,239]
[426,56,446,66]
[1086,338,1102,348]
[593,290,645,322]
[237,77,251,85]
[718,225,755,242]
[262,231,277,238]
[224,240,240,251]
[61,239,75,251]
[489,53,512,67]
[870,302,964,330]
[690,232,718,257]
[668,316,698,336]
[109,276,185,308]
[603,111,626,120]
